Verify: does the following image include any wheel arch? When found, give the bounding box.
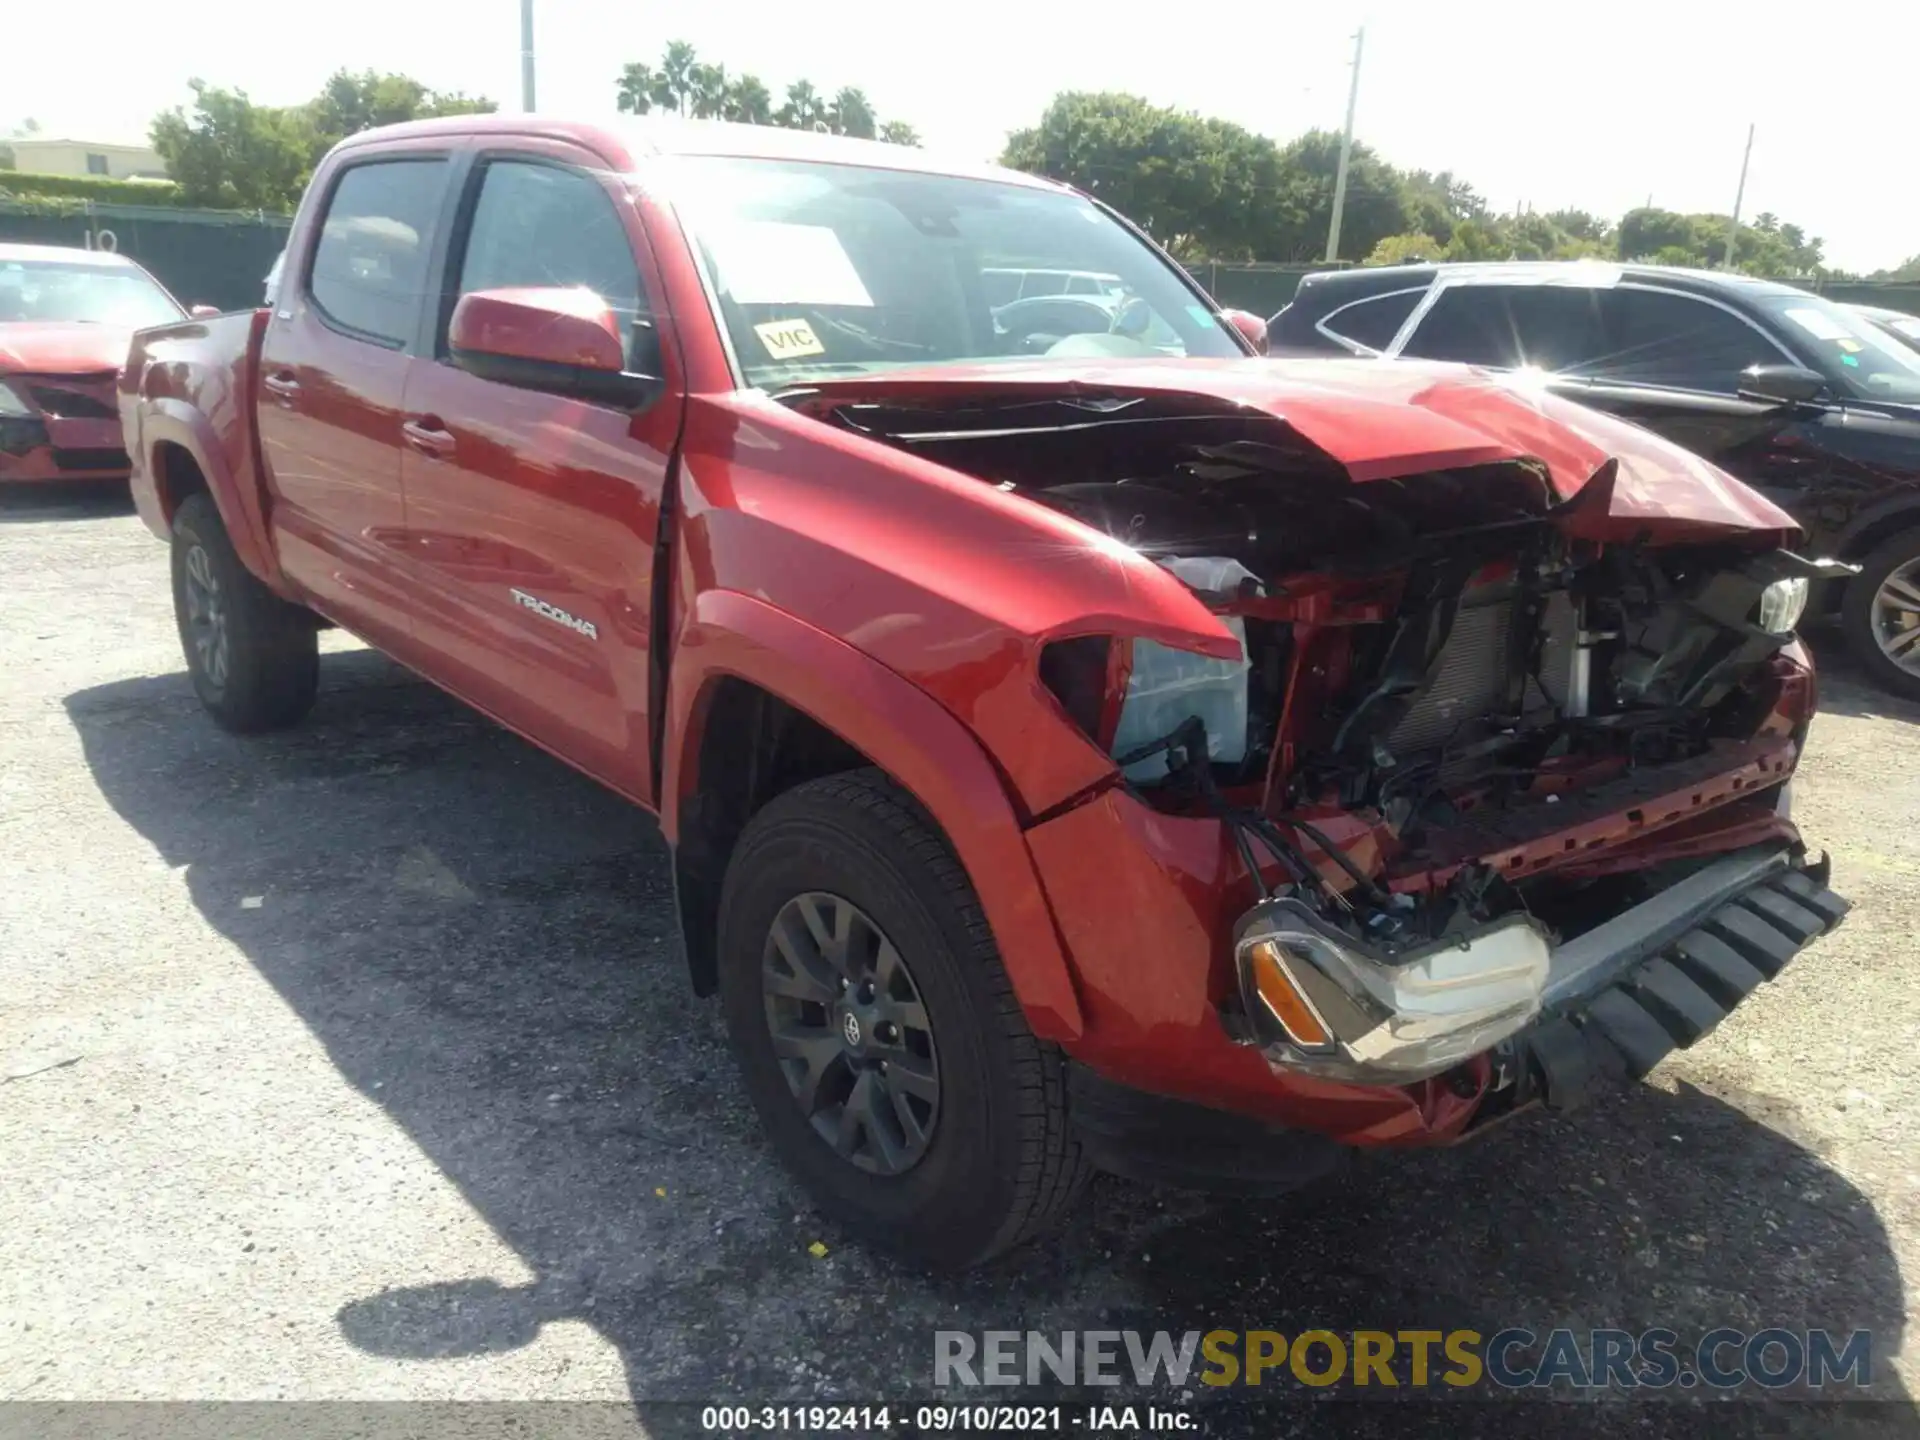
[138,400,285,590]
[661,590,1084,1042]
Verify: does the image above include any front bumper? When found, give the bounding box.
[1058,845,1847,1191]
[0,410,130,483]
[1231,842,1847,1096]
[1496,845,1848,1115]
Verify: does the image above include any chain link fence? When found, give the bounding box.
[0,201,291,312]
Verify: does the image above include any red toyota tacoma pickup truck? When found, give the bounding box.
[120,115,1849,1268]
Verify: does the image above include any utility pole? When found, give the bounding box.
[520,0,537,112]
[1724,123,1755,270]
[1324,25,1366,264]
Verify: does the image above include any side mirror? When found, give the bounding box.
[1737,363,1825,407]
[448,286,661,408]
[1222,308,1269,356]
[189,304,221,319]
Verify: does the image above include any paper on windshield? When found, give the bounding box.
[1781,306,1851,342]
[703,221,874,308]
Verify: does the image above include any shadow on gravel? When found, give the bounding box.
[0,478,134,522]
[65,653,1910,1439]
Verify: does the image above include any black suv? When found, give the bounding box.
[1271,263,1920,698]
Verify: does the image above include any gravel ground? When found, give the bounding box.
[1,484,1916,1438]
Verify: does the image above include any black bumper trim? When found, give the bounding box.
[1065,1063,1349,1196]
[1521,853,1847,1112]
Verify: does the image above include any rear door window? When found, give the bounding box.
[1400,284,1607,372]
[1321,288,1423,351]
[307,158,450,347]
[1598,287,1784,393]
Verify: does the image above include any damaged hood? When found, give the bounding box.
[0,321,136,376]
[789,356,1800,542]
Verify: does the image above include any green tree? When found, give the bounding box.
[615,62,672,115]
[778,80,828,131]
[610,43,921,140]
[150,72,496,212]
[830,87,877,140]
[1400,168,1485,246]
[307,70,493,166]
[1364,232,1444,266]
[725,75,774,125]
[1545,208,1606,242]
[1002,93,1239,259]
[688,63,730,120]
[660,40,699,116]
[150,80,314,210]
[1273,130,1410,263]
[1617,207,1697,261]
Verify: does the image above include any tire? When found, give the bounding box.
[717,769,1090,1268]
[1841,527,1920,702]
[170,493,319,732]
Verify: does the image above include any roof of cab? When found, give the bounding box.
[334,113,1068,192]
[0,242,142,268]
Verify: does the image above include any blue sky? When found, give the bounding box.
[10,0,1915,272]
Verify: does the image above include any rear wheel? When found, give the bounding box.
[717,769,1089,1268]
[170,493,319,732]
[1841,528,1920,702]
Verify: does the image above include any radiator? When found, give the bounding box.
[1385,590,1577,754]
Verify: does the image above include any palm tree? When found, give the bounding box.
[725,75,774,126]
[878,119,921,148]
[777,79,827,131]
[615,62,657,115]
[829,87,876,140]
[660,40,698,116]
[688,63,728,120]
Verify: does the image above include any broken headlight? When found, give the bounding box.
[1756,576,1809,635]
[1234,897,1550,1083]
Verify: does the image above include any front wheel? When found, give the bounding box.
[1840,528,1920,702]
[717,769,1089,1268]
[170,493,319,732]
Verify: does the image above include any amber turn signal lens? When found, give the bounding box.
[1247,940,1333,1049]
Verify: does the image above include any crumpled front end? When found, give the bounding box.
[782,363,1854,1152]
[0,370,130,482]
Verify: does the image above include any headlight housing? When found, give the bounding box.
[1756,576,1809,635]
[1235,897,1550,1083]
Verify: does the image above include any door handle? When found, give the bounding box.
[261,370,300,399]
[401,415,455,460]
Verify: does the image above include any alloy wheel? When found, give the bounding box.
[761,891,941,1175]
[1873,558,1920,677]
[182,543,230,688]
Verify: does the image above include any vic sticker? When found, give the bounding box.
[754,319,826,360]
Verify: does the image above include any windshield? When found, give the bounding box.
[0,259,182,328]
[658,156,1242,387]
[1754,292,1920,403]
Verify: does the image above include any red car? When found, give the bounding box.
[0,243,195,486]
[120,116,1848,1268]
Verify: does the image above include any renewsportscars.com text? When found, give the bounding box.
[934,1327,1873,1391]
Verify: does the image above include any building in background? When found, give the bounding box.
[1,138,168,181]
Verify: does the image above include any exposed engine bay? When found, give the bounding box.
[798,387,1846,970]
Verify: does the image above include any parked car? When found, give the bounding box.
[0,243,200,487]
[122,117,1847,1268]
[1849,301,1920,354]
[1271,263,1920,698]
[980,267,1126,306]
